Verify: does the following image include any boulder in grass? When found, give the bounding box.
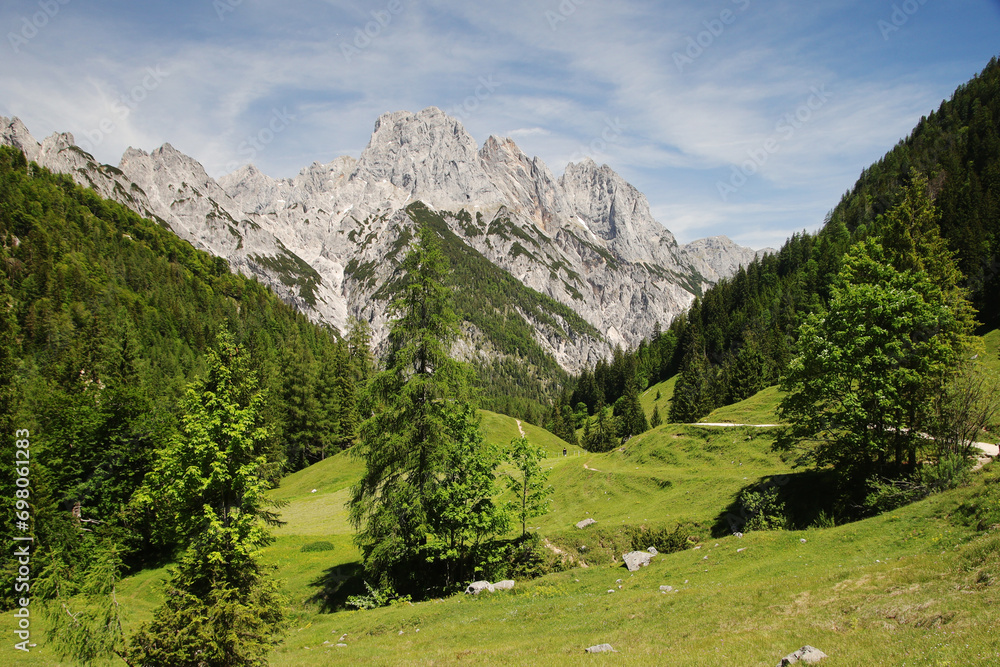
[576,518,597,529]
[622,550,654,571]
[492,580,515,591]
[465,581,494,595]
[776,645,828,666]
[585,644,616,653]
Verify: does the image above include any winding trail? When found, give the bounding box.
[515,419,526,438]
[688,422,999,466]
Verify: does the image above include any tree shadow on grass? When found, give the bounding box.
[307,562,366,612]
[711,469,840,537]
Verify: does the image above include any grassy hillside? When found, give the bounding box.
[479,409,581,457]
[640,375,676,421]
[267,464,1000,666]
[698,385,784,425]
[262,443,1000,666]
[17,340,1000,665]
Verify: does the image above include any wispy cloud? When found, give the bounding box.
[1,0,997,249]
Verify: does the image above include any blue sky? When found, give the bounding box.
[2,0,998,248]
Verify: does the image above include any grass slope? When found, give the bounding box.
[698,385,784,425]
[640,376,677,422]
[265,461,1000,666]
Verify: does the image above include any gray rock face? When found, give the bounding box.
[622,550,654,571]
[1,112,762,372]
[777,645,828,666]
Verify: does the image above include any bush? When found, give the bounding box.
[739,487,788,531]
[345,581,409,610]
[300,541,336,553]
[862,478,926,515]
[917,453,972,492]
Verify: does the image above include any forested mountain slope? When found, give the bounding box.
[0,146,370,602]
[567,56,1000,423]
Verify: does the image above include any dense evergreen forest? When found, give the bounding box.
[0,147,371,602]
[566,56,1000,426]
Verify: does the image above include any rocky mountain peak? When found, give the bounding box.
[2,113,765,372]
[352,106,501,210]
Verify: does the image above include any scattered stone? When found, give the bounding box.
[703,555,708,560]
[493,580,515,591]
[607,589,615,594]
[694,545,702,550]
[336,643,348,648]
[311,489,317,493]
[576,518,597,529]
[465,581,494,595]
[616,579,623,584]
[734,532,744,538]
[737,548,746,553]
[659,585,673,593]
[622,550,654,571]
[647,546,658,556]
[800,538,807,543]
[776,645,828,666]
[585,644,617,653]
[398,630,404,635]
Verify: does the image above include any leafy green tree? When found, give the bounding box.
[128,331,286,665]
[506,436,553,538]
[38,535,129,665]
[779,237,973,490]
[426,404,509,587]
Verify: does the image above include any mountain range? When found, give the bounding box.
[1,107,762,372]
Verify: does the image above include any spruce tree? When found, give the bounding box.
[650,405,663,429]
[349,223,502,593]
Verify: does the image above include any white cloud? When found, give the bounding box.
[1,0,996,244]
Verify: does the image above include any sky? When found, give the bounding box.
[1,1,998,249]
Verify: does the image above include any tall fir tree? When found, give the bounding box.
[349,223,502,594]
